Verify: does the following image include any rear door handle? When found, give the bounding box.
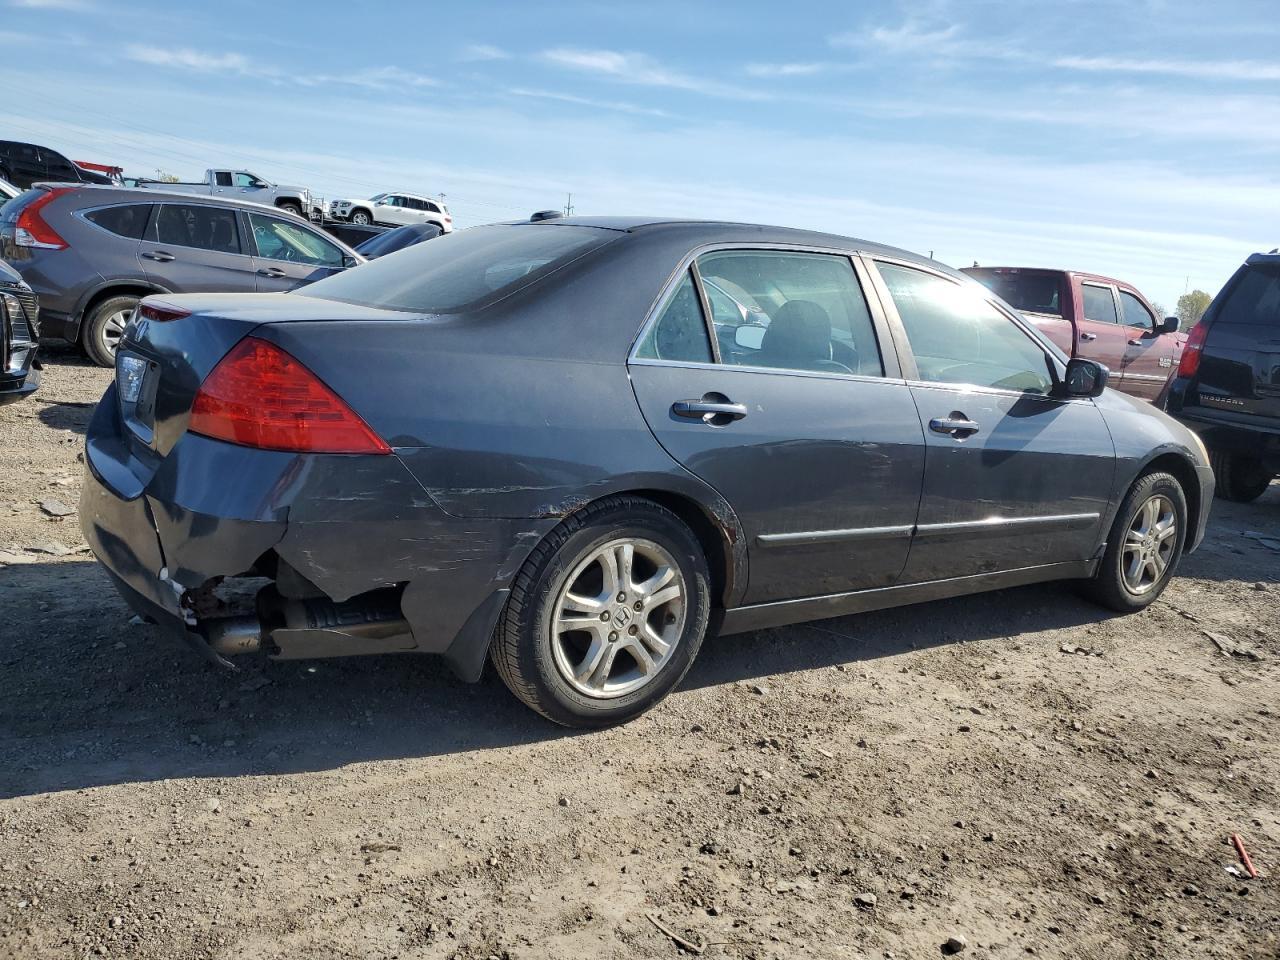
[142,251,175,262]
[1079,332,1097,341]
[672,399,748,422]
[929,414,980,438]
[257,267,287,278]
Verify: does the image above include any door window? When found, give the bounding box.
[1119,291,1154,329]
[248,213,343,267]
[877,262,1053,394]
[233,172,262,188]
[697,250,883,376]
[214,172,233,187]
[85,204,153,239]
[635,272,713,364]
[152,204,242,254]
[1082,283,1120,324]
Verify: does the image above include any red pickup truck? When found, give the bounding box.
[962,266,1185,402]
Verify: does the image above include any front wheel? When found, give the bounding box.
[349,209,371,225]
[1080,471,1187,612]
[277,202,303,217]
[82,294,139,367]
[1210,450,1273,503]
[490,496,712,728]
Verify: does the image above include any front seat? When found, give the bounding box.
[755,300,849,373]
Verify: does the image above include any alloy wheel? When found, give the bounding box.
[550,537,686,699]
[99,307,132,358]
[1121,494,1177,594]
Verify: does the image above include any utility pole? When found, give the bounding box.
[563,193,574,217]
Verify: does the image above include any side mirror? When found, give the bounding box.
[342,255,359,269]
[1159,316,1179,334]
[734,324,766,351]
[1063,357,1108,398]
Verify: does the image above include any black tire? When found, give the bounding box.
[490,496,712,728]
[1210,450,1272,503]
[82,294,139,367]
[1080,471,1187,613]
[349,208,372,226]
[277,202,303,218]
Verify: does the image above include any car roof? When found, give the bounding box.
[31,182,303,218]
[506,216,957,277]
[967,265,1136,288]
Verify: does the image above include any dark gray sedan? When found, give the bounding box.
[81,217,1214,726]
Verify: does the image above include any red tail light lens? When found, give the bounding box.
[138,301,192,323]
[188,337,391,455]
[14,187,74,250]
[1177,320,1208,378]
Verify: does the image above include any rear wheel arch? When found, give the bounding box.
[77,282,169,329]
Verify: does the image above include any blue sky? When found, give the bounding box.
[3,0,1278,307]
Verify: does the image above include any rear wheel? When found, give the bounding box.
[1081,471,1186,612]
[1210,450,1272,503]
[490,496,712,728]
[82,294,138,367]
[350,209,371,225]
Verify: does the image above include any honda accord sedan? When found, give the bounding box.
[81,216,1214,727]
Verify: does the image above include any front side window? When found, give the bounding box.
[248,213,343,267]
[152,204,241,254]
[1082,283,1119,324]
[85,204,152,239]
[233,172,260,188]
[635,271,713,363]
[1119,291,1154,329]
[697,250,883,377]
[877,262,1053,394]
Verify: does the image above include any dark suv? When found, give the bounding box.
[1162,251,1280,502]
[0,258,40,405]
[0,140,109,189]
[0,185,362,366]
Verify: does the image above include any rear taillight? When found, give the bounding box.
[137,301,192,323]
[1177,320,1208,378]
[14,187,74,250]
[188,337,391,455]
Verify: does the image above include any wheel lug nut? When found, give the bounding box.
[608,632,618,642]
[628,625,638,636]
[600,611,610,622]
[617,593,626,602]
[633,601,643,611]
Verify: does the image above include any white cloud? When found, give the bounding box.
[745,61,834,78]
[507,87,671,118]
[125,46,254,75]
[459,44,508,62]
[123,46,438,91]
[541,47,770,100]
[1051,55,1280,82]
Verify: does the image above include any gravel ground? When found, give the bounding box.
[1,348,1278,960]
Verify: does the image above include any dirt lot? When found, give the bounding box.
[1,348,1277,960]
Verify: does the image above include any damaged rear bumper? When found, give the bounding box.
[80,389,555,679]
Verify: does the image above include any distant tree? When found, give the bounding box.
[1176,290,1213,329]
[154,169,180,183]
[1150,301,1168,321]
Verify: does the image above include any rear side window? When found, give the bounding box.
[635,272,713,363]
[214,172,233,186]
[1216,263,1280,325]
[152,204,241,254]
[85,204,152,239]
[302,223,615,314]
[1082,283,1119,324]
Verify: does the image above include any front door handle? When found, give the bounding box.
[257,267,287,278]
[142,251,175,262]
[929,413,980,438]
[1079,332,1097,341]
[672,398,748,423]
[1127,338,1145,346]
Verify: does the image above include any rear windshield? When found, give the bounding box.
[302,223,614,314]
[1216,262,1280,325]
[967,270,1065,319]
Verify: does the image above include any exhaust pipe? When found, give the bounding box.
[196,587,413,661]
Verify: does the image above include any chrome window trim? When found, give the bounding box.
[628,355,907,388]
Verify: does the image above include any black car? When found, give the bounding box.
[0,140,102,189]
[81,216,1213,727]
[354,221,442,259]
[1162,251,1280,502]
[0,258,40,405]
